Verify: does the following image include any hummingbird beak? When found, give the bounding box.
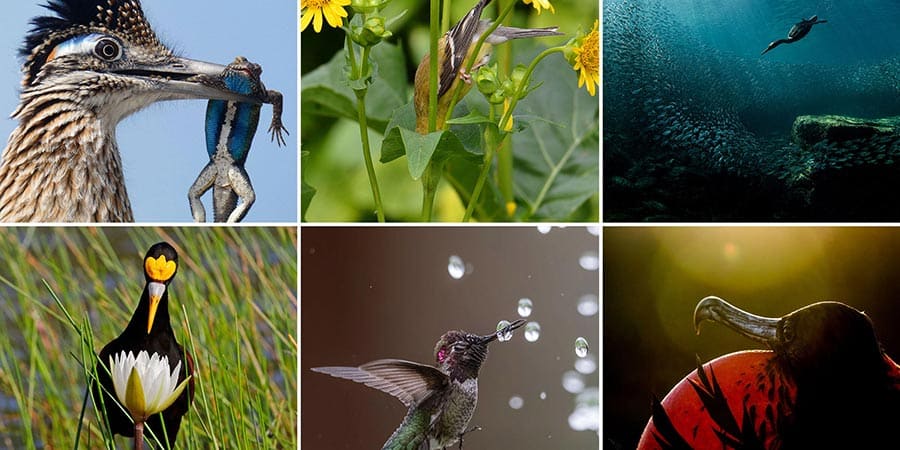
[694,296,779,345]
[479,319,527,343]
[147,281,166,334]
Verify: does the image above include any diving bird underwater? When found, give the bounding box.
[638,296,900,449]
[93,242,194,448]
[312,319,526,450]
[0,0,265,222]
[761,15,827,56]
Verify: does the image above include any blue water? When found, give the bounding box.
[665,0,900,65]
[604,0,900,220]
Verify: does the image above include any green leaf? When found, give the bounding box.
[400,129,443,179]
[301,43,408,133]
[447,47,599,221]
[445,110,492,126]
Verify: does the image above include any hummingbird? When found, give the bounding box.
[312,319,526,450]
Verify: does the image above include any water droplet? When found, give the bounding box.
[562,370,585,394]
[577,294,599,317]
[578,252,599,271]
[575,337,589,357]
[524,321,541,342]
[496,320,512,342]
[508,395,524,409]
[540,391,547,400]
[448,255,465,279]
[537,225,552,234]
[575,354,597,374]
[568,388,599,431]
[517,298,533,317]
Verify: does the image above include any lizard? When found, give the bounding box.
[188,56,288,223]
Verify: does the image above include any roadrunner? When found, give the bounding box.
[0,0,262,222]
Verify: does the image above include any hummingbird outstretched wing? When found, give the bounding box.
[313,359,449,407]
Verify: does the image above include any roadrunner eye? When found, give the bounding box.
[94,38,122,61]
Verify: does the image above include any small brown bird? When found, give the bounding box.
[413,0,562,133]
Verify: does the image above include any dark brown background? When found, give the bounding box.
[302,227,599,449]
[604,227,900,449]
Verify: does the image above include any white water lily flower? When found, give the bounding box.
[109,350,191,422]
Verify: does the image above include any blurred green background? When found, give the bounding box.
[300,0,599,221]
[604,227,900,449]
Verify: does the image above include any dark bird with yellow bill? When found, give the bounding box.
[93,242,195,448]
[414,0,562,133]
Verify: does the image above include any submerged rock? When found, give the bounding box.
[792,115,900,149]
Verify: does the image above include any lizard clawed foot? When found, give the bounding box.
[269,120,289,147]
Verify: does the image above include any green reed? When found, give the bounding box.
[0,227,297,449]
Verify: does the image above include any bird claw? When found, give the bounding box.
[457,425,482,449]
[458,68,473,85]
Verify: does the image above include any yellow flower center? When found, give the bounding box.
[302,0,328,8]
[578,29,599,75]
[145,255,176,282]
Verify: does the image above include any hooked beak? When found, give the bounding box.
[479,319,527,344]
[113,56,263,104]
[146,281,166,334]
[694,296,779,345]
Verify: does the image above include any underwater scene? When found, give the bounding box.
[604,0,900,220]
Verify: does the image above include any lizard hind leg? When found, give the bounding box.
[188,162,217,222]
[225,165,256,223]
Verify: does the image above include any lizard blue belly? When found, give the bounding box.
[205,72,261,164]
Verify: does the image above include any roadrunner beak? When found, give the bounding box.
[147,281,166,334]
[121,56,263,104]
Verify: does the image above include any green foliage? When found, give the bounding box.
[300,2,599,221]
[301,43,408,134]
[0,228,297,449]
[507,58,600,220]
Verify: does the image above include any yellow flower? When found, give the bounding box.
[300,0,351,33]
[523,0,555,14]
[571,20,599,96]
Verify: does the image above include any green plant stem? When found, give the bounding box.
[496,0,514,215]
[497,132,513,216]
[349,34,385,222]
[441,0,451,34]
[421,162,441,221]
[354,88,385,222]
[443,0,518,127]
[428,0,440,132]
[498,47,565,133]
[463,125,499,222]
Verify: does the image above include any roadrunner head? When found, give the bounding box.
[0,0,263,222]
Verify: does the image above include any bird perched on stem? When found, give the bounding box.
[414,0,562,134]
[93,242,194,449]
[0,0,263,222]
